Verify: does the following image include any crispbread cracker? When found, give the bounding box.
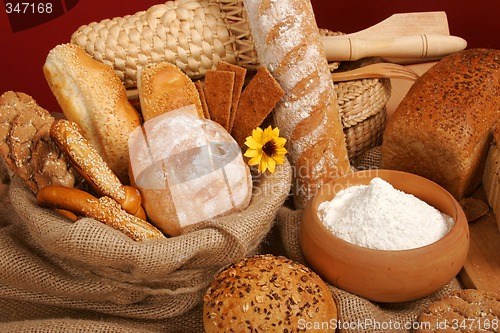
[416,289,500,333]
[216,61,247,132]
[231,66,284,146]
[194,80,210,119]
[203,70,234,130]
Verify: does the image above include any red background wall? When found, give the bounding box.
[1,0,499,113]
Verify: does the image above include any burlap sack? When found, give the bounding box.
[0,148,463,333]
[0,157,292,332]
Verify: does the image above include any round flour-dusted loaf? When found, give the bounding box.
[382,49,500,200]
[128,106,252,236]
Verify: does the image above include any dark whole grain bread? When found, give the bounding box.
[382,49,500,200]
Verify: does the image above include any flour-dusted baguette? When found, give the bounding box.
[243,0,350,209]
[382,49,500,200]
[483,125,500,231]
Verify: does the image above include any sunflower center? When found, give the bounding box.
[262,139,277,157]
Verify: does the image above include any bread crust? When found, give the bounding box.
[37,185,164,241]
[0,91,80,193]
[43,43,142,184]
[382,49,500,200]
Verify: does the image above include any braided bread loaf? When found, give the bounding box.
[243,0,350,209]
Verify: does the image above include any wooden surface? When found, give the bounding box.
[459,188,500,291]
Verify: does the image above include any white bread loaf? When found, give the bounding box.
[382,49,500,200]
[243,0,350,209]
[44,43,142,184]
[128,106,252,236]
[483,125,500,231]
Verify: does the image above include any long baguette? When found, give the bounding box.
[243,0,350,209]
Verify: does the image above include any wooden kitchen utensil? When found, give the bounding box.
[331,62,420,82]
[323,34,467,62]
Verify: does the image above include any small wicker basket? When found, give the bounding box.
[336,78,390,160]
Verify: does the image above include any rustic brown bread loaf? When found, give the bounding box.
[382,49,500,200]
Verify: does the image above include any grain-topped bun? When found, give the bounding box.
[203,254,338,332]
[43,43,142,184]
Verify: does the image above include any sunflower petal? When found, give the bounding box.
[252,127,264,141]
[274,137,287,146]
[267,158,277,173]
[248,154,262,166]
[273,155,285,164]
[259,156,270,173]
[244,148,260,158]
[244,136,262,150]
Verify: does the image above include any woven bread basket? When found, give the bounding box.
[71,0,391,160]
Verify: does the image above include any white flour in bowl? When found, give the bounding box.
[317,177,454,250]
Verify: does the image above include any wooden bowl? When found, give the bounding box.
[299,169,469,303]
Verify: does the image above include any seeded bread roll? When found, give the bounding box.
[382,49,500,200]
[243,0,350,209]
[43,43,142,184]
[203,254,337,332]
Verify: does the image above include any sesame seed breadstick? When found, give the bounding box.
[50,119,146,220]
[243,0,350,209]
[37,185,165,241]
[43,43,142,184]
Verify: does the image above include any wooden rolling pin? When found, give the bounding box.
[323,34,467,62]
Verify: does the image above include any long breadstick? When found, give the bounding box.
[37,185,165,241]
[243,0,350,209]
[50,119,146,220]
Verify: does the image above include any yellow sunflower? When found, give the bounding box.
[244,126,287,174]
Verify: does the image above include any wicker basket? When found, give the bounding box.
[336,78,391,160]
[71,0,391,161]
